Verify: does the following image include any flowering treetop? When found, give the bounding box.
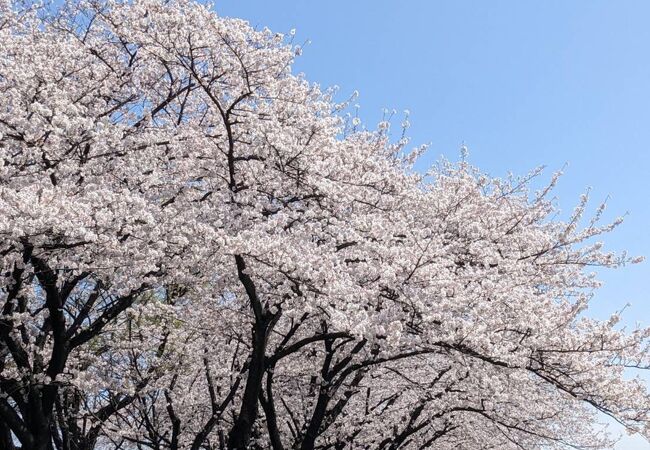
[0,1,648,449]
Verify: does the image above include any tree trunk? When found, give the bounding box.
[227,321,269,449]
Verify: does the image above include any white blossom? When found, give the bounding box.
[0,1,646,449]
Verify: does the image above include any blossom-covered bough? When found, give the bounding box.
[0,1,648,449]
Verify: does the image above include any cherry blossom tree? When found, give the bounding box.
[0,1,648,449]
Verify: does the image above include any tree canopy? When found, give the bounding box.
[0,1,648,449]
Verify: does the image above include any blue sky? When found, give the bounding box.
[214,2,650,448]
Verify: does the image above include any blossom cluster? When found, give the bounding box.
[0,1,647,449]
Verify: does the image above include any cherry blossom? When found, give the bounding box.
[0,1,648,449]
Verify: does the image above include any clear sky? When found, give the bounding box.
[213,2,650,448]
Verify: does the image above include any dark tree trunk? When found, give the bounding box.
[227,255,279,450]
[0,417,16,450]
[227,320,270,449]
